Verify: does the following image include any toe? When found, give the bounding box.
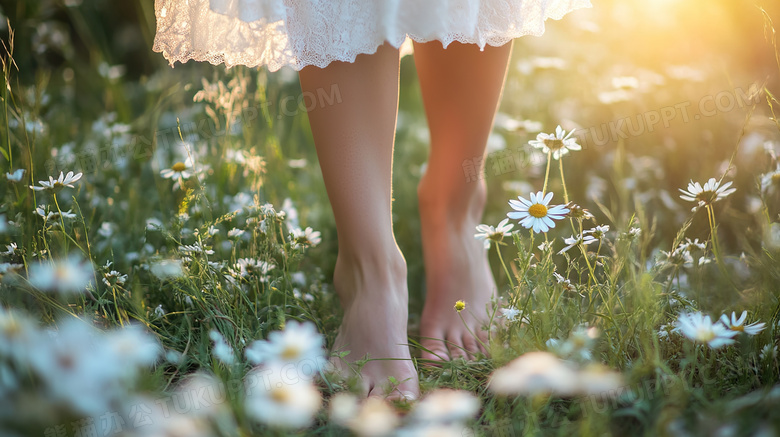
[446,332,469,360]
[420,334,449,364]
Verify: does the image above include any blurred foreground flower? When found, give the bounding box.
[329,394,399,437]
[244,365,322,429]
[673,312,738,348]
[28,255,94,293]
[245,320,326,369]
[409,389,480,423]
[507,192,569,234]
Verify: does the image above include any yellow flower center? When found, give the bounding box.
[271,387,291,403]
[772,173,780,184]
[528,204,548,218]
[280,345,301,361]
[696,327,715,342]
[543,138,565,150]
[696,190,716,204]
[454,300,466,312]
[730,325,744,332]
[171,162,187,172]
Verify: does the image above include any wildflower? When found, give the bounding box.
[499,306,521,321]
[330,395,399,437]
[34,205,77,223]
[29,171,83,193]
[28,256,94,293]
[759,168,780,193]
[102,270,127,287]
[548,325,598,362]
[227,228,245,239]
[577,364,624,395]
[233,258,275,278]
[154,305,166,318]
[760,344,778,361]
[245,321,326,367]
[410,389,480,423]
[565,202,594,220]
[678,178,736,211]
[488,351,580,396]
[629,227,641,238]
[179,243,215,255]
[719,311,765,336]
[291,226,322,248]
[552,272,576,293]
[454,300,466,312]
[244,365,322,429]
[209,330,236,365]
[584,225,610,239]
[97,222,115,238]
[537,241,554,252]
[150,259,185,279]
[160,160,192,179]
[6,169,24,182]
[474,218,514,249]
[673,312,738,349]
[558,234,597,254]
[1,243,16,256]
[507,191,569,234]
[528,125,581,160]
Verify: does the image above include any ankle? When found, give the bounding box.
[333,247,408,303]
[417,175,487,225]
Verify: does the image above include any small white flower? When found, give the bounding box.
[499,306,521,321]
[528,125,581,160]
[6,169,25,182]
[28,256,94,293]
[673,312,738,349]
[679,178,736,211]
[34,205,77,223]
[227,228,245,239]
[154,305,166,318]
[29,171,83,193]
[489,351,580,396]
[558,234,597,254]
[160,159,193,180]
[552,272,576,292]
[330,395,399,437]
[244,365,322,429]
[102,270,127,287]
[245,320,325,367]
[410,389,480,423]
[150,259,184,279]
[209,330,236,365]
[719,311,765,336]
[507,191,569,234]
[584,225,610,240]
[474,218,514,249]
[760,344,778,361]
[291,227,321,248]
[178,243,215,256]
[233,258,275,278]
[1,243,17,256]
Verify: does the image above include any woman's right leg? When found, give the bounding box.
[298,42,419,399]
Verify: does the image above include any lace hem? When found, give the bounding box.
[153,0,592,72]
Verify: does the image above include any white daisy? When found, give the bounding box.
[410,389,480,423]
[507,191,569,234]
[244,365,322,429]
[102,270,127,287]
[474,218,514,249]
[1,243,16,256]
[245,320,326,368]
[558,234,597,254]
[160,159,193,180]
[584,225,610,239]
[291,227,322,248]
[673,312,738,348]
[679,178,736,211]
[528,125,581,160]
[719,311,766,336]
[227,228,245,239]
[29,171,83,193]
[552,272,576,293]
[233,258,275,278]
[330,395,399,437]
[28,256,94,293]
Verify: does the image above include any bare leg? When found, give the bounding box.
[298,42,419,399]
[413,40,512,362]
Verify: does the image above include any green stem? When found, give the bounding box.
[542,151,552,193]
[496,242,516,292]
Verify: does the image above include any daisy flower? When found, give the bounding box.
[291,227,322,248]
[245,320,326,367]
[507,191,569,234]
[673,312,738,349]
[565,202,594,220]
[488,351,580,396]
[330,395,399,437]
[558,234,597,254]
[410,389,480,423]
[160,159,193,180]
[474,218,515,249]
[209,330,236,365]
[244,365,322,429]
[499,306,521,321]
[29,171,83,193]
[679,178,736,211]
[102,270,127,287]
[28,256,94,294]
[719,311,765,336]
[227,228,245,239]
[584,225,610,239]
[760,344,778,361]
[528,125,581,160]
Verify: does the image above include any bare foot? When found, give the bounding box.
[330,251,420,400]
[418,181,496,363]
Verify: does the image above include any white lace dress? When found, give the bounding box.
[153,0,592,72]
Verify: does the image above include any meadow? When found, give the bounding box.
[2,0,780,436]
